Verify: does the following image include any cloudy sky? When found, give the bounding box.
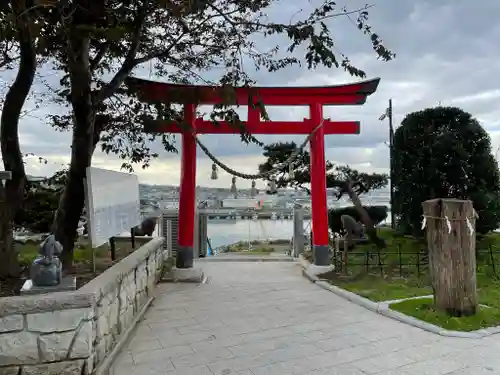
[2,0,500,190]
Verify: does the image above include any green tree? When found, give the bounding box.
[258,141,388,196]
[2,1,394,269]
[259,141,389,247]
[14,170,66,234]
[392,106,500,236]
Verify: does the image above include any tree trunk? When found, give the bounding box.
[53,29,94,271]
[52,1,144,270]
[344,180,386,249]
[0,196,16,278]
[54,121,103,271]
[422,198,477,316]
[0,0,36,278]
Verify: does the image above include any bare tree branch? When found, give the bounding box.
[89,41,110,71]
[0,54,19,69]
[133,31,186,66]
[95,1,149,104]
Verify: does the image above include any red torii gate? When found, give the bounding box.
[126,77,380,269]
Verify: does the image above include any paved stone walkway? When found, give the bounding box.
[111,261,500,375]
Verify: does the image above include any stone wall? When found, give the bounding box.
[0,237,165,375]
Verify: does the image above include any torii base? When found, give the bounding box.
[176,246,194,269]
[313,245,331,266]
[171,267,204,283]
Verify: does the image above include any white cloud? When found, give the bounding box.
[3,0,500,186]
[450,90,500,105]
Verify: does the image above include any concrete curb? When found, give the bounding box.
[298,255,337,283]
[298,257,500,339]
[297,254,310,269]
[95,296,155,375]
[315,281,381,313]
[302,268,319,283]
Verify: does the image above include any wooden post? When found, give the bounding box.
[422,199,477,316]
[109,236,116,261]
[343,239,348,275]
[130,227,136,249]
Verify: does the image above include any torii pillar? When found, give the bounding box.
[178,104,197,268]
[309,102,329,265]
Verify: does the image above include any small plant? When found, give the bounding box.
[160,257,175,279]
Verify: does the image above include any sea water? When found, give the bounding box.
[207,219,310,249]
[207,194,391,249]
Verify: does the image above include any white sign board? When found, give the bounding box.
[85,167,141,248]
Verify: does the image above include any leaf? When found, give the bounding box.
[393,106,500,235]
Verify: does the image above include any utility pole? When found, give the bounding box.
[379,99,396,229]
[388,99,395,229]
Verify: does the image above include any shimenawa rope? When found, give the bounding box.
[193,119,326,180]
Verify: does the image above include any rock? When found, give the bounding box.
[22,360,85,375]
[96,298,119,340]
[119,306,134,330]
[0,315,23,333]
[0,366,19,375]
[68,321,92,359]
[27,308,91,333]
[0,332,38,366]
[37,331,74,362]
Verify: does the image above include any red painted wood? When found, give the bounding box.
[126,77,382,267]
[178,104,197,248]
[309,103,329,248]
[126,77,380,106]
[145,119,360,135]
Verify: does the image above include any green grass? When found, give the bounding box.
[336,271,500,305]
[334,275,432,301]
[227,248,276,255]
[16,238,136,266]
[328,227,431,301]
[477,274,500,309]
[390,297,500,332]
[226,239,290,253]
[327,228,500,304]
[161,257,175,277]
[249,247,275,253]
[231,251,273,255]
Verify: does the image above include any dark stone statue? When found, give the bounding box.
[340,214,366,249]
[30,234,63,287]
[341,214,364,237]
[132,217,158,236]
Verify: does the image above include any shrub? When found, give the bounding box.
[328,205,388,234]
[392,106,500,236]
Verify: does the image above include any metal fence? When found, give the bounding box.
[333,243,500,278]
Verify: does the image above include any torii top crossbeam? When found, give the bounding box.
[125,77,380,135]
[126,77,380,106]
